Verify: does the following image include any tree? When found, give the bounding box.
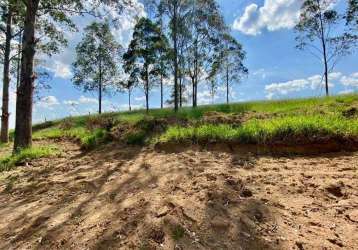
[347,0,358,28]
[72,21,120,114]
[158,0,190,111]
[156,20,170,109]
[210,33,247,104]
[0,0,24,143]
[123,17,167,113]
[295,0,357,96]
[13,0,128,152]
[184,0,226,107]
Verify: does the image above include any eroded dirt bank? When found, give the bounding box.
[0,140,357,249]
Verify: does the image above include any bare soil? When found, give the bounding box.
[0,139,357,249]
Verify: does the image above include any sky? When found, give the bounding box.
[2,0,358,128]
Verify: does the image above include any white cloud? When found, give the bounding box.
[339,89,355,95]
[233,0,301,35]
[265,79,310,97]
[36,96,60,109]
[63,100,79,106]
[135,96,146,102]
[341,72,358,87]
[45,61,73,79]
[265,72,342,99]
[79,95,98,104]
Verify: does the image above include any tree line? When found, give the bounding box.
[72,0,249,114]
[0,0,357,154]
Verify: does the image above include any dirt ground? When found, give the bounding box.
[0,139,357,250]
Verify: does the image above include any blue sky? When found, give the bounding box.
[3,0,358,128]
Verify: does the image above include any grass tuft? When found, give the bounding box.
[0,146,59,172]
[159,115,358,145]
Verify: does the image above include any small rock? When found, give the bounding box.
[156,206,169,218]
[346,210,358,223]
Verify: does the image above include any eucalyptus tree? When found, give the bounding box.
[158,0,190,111]
[295,0,357,96]
[347,0,358,28]
[123,17,168,113]
[184,0,226,107]
[156,27,171,109]
[210,33,247,104]
[0,0,24,143]
[72,21,121,114]
[13,0,129,152]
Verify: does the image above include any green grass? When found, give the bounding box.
[113,94,358,121]
[28,93,358,148]
[33,127,109,149]
[159,115,358,144]
[0,146,59,172]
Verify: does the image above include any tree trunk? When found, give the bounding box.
[191,76,195,106]
[179,72,182,107]
[226,63,229,104]
[98,82,102,114]
[318,8,329,96]
[160,74,163,109]
[193,40,198,108]
[98,61,102,114]
[145,66,149,113]
[173,2,179,112]
[16,32,22,90]
[323,44,329,96]
[1,6,13,143]
[128,89,132,111]
[14,0,40,152]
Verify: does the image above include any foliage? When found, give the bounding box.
[0,145,59,172]
[72,21,121,113]
[159,115,358,145]
[347,0,358,27]
[123,17,169,112]
[295,0,357,96]
[210,32,248,103]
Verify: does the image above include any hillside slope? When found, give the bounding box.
[0,94,358,249]
[0,140,357,249]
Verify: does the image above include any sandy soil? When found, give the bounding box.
[0,140,357,250]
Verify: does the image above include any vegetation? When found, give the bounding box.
[159,115,358,144]
[295,0,357,96]
[32,93,358,146]
[0,93,355,173]
[0,145,59,172]
[123,17,169,113]
[72,21,121,114]
[0,0,357,155]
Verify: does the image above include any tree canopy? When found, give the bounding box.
[72,21,121,114]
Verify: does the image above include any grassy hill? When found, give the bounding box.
[1,93,358,171]
[1,94,358,249]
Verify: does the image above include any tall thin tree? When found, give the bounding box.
[295,0,357,96]
[13,0,128,151]
[72,21,120,114]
